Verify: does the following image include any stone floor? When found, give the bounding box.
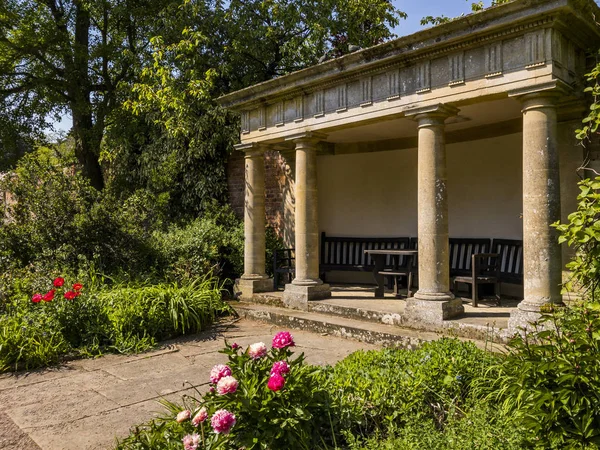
[0,319,378,450]
[272,284,521,330]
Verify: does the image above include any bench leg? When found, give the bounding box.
[496,282,501,306]
[473,282,478,308]
[273,272,279,291]
[407,271,413,298]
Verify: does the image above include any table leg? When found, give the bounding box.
[372,254,385,298]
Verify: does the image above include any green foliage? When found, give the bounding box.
[578,61,600,142]
[554,178,600,300]
[0,274,232,372]
[330,338,498,436]
[153,203,244,282]
[492,304,600,449]
[98,277,231,353]
[0,145,162,275]
[345,403,525,450]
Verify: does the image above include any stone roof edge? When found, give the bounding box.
[217,0,600,111]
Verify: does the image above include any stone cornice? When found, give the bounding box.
[217,0,600,111]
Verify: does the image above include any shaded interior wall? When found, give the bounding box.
[317,133,524,239]
[316,133,524,291]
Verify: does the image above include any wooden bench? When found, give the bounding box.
[492,239,524,285]
[320,232,410,282]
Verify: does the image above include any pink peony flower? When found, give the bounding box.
[192,407,208,426]
[267,373,286,392]
[216,376,238,395]
[211,409,236,434]
[270,361,290,376]
[272,331,295,349]
[209,364,232,384]
[176,409,191,423]
[231,342,240,350]
[248,342,267,359]
[31,294,42,303]
[208,386,215,394]
[182,433,201,450]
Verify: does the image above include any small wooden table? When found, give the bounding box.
[364,249,418,298]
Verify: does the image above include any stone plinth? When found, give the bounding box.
[283,283,332,311]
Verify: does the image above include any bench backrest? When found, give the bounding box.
[492,239,523,284]
[320,232,410,268]
[449,238,493,277]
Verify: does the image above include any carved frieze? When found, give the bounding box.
[449,52,465,86]
[416,60,431,93]
[314,90,324,118]
[525,30,546,68]
[294,96,304,122]
[387,69,400,100]
[361,77,373,106]
[485,42,503,77]
[337,84,348,112]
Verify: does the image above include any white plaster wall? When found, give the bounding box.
[317,132,523,240]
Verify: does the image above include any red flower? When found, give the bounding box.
[53,277,65,288]
[31,294,42,303]
[75,291,81,297]
[42,290,55,302]
[267,373,285,392]
[64,291,77,300]
[72,283,83,291]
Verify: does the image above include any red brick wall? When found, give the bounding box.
[226,151,290,239]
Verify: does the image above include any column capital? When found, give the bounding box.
[234,142,269,158]
[285,131,328,145]
[406,104,460,127]
[508,80,573,110]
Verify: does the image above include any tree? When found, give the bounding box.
[0,0,173,189]
[103,0,405,218]
[421,0,513,27]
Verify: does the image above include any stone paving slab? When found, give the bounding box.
[0,318,378,450]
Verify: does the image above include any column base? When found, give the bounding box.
[404,293,464,325]
[507,300,565,335]
[235,277,273,300]
[283,283,331,311]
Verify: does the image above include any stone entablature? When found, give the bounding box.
[218,0,598,145]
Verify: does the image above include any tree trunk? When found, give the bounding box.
[69,0,104,190]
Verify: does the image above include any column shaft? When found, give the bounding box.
[293,140,320,284]
[242,150,267,279]
[415,115,452,297]
[509,92,563,331]
[521,94,562,306]
[282,134,330,310]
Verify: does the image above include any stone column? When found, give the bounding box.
[405,105,464,324]
[283,132,331,310]
[234,143,271,299]
[509,92,563,332]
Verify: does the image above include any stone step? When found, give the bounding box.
[234,301,501,350]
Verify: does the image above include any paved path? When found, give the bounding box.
[0,319,378,450]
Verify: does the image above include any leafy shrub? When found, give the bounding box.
[345,402,525,450]
[554,177,600,300]
[0,145,163,275]
[154,202,285,283]
[98,277,232,353]
[330,338,499,436]
[0,274,233,372]
[116,332,337,450]
[492,303,600,449]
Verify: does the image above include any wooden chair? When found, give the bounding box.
[273,249,295,290]
[378,253,415,298]
[453,253,501,307]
